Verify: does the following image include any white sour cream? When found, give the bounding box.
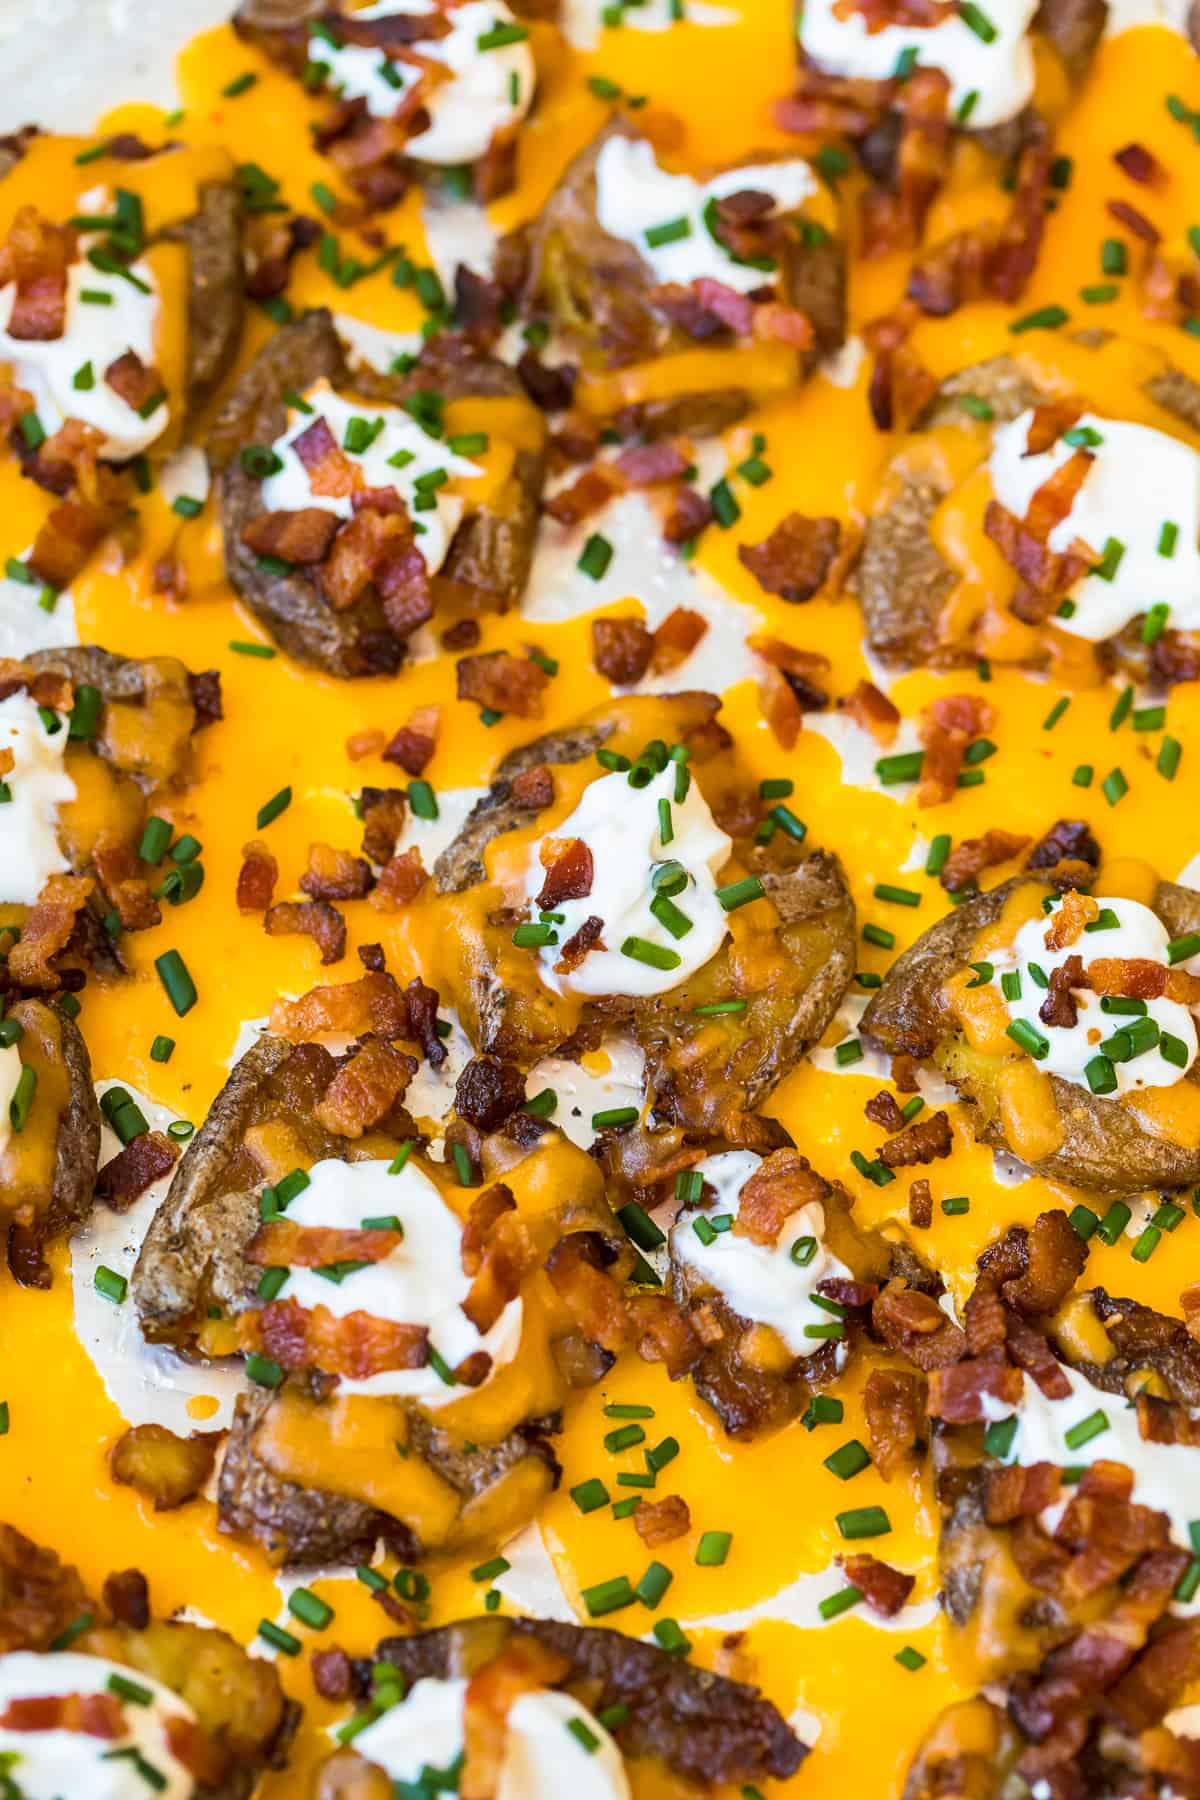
[523,763,731,1000]
[260,380,480,576]
[0,1650,197,1800]
[0,255,165,461]
[798,0,1038,130]
[0,690,76,907]
[995,894,1196,1095]
[349,1675,630,1800]
[988,410,1200,642]
[670,1150,851,1357]
[267,1156,522,1406]
[594,136,817,295]
[999,1364,1200,1555]
[0,1041,22,1162]
[316,0,535,165]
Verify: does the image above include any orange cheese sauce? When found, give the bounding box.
[3,10,1200,1797]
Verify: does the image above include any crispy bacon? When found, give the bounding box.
[916,692,994,808]
[1137,1392,1200,1446]
[104,350,164,415]
[322,508,433,640]
[773,66,891,137]
[1115,141,1166,188]
[737,513,840,603]
[246,1219,402,1269]
[939,828,1030,894]
[1044,888,1099,950]
[615,440,689,487]
[1108,196,1160,243]
[908,1178,932,1229]
[926,1359,1024,1422]
[0,206,75,341]
[370,847,428,911]
[663,484,714,545]
[242,507,339,565]
[535,838,594,909]
[95,1131,179,1210]
[258,1297,428,1378]
[1039,954,1083,1029]
[750,636,831,711]
[269,969,410,1042]
[650,606,707,675]
[1027,817,1100,873]
[627,1293,704,1378]
[311,1648,353,1702]
[1085,957,1200,1004]
[752,302,814,347]
[0,1692,124,1738]
[985,1461,1062,1525]
[382,705,438,776]
[543,467,619,526]
[840,1553,915,1618]
[263,898,347,965]
[292,415,361,498]
[860,68,952,259]
[299,842,374,902]
[592,617,654,685]
[312,1038,416,1137]
[866,1091,906,1132]
[873,1280,967,1371]
[456,651,548,718]
[461,1183,517,1275]
[405,975,446,1068]
[863,1368,927,1477]
[510,764,554,810]
[839,680,899,745]
[358,787,408,866]
[733,1149,827,1245]
[462,1639,572,1800]
[236,840,278,913]
[7,872,93,989]
[556,914,604,973]
[879,1108,952,1167]
[245,212,321,302]
[544,1238,631,1355]
[463,1205,533,1335]
[634,1494,691,1546]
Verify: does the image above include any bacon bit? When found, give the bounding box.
[442,618,482,652]
[264,898,347,965]
[752,302,814,348]
[463,1206,533,1334]
[299,842,374,903]
[591,617,654,686]
[1039,954,1083,1030]
[908,1179,933,1230]
[1115,142,1166,188]
[405,976,446,1068]
[1137,1392,1200,1447]
[1084,957,1200,1005]
[772,66,890,137]
[456,651,548,719]
[535,838,594,910]
[516,348,576,414]
[839,680,899,746]
[927,1359,1024,1422]
[634,1494,691,1546]
[245,212,321,302]
[627,1293,704,1379]
[663,484,714,545]
[863,1368,927,1478]
[242,507,339,565]
[754,666,799,750]
[345,730,385,764]
[7,872,93,989]
[312,1038,417,1138]
[370,847,428,911]
[322,509,433,640]
[689,276,755,335]
[311,1648,354,1702]
[940,828,1030,894]
[555,914,604,974]
[269,969,410,1042]
[543,466,620,527]
[866,1091,906,1132]
[247,1220,402,1269]
[649,606,707,675]
[985,1462,1062,1524]
[873,1280,968,1371]
[917,692,995,808]
[860,67,952,260]
[358,787,408,866]
[258,1297,428,1379]
[291,415,361,499]
[615,440,689,487]
[839,1554,915,1619]
[983,1211,1088,1318]
[0,206,75,341]
[461,1183,517,1273]
[1044,888,1100,950]
[95,1131,179,1210]
[749,638,831,713]
[1107,197,1160,244]
[0,1693,124,1738]
[733,1149,827,1245]
[737,513,840,604]
[382,705,439,777]
[102,1569,150,1630]
[879,1109,952,1168]
[510,764,554,811]
[462,1640,572,1800]
[544,1238,631,1354]
[1182,1284,1200,1346]
[1026,818,1100,873]
[104,350,164,414]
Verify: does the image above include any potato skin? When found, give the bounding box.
[211,310,546,676]
[109,1422,221,1511]
[0,998,101,1286]
[862,874,1200,1192]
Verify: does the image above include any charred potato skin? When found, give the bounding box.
[862,873,1200,1191]
[211,310,547,676]
[519,121,846,437]
[0,997,101,1286]
[343,1617,807,1788]
[856,348,1200,670]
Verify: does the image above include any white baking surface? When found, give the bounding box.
[0,2,231,130]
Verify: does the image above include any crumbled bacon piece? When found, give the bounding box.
[866,1091,906,1132]
[257,1298,428,1378]
[879,1108,952,1168]
[1107,196,1160,243]
[733,1149,827,1245]
[737,513,840,604]
[864,308,938,430]
[462,1640,572,1800]
[456,651,548,718]
[544,1238,631,1354]
[311,1648,353,1702]
[95,1131,179,1210]
[510,764,554,811]
[917,692,994,808]
[752,302,814,347]
[535,838,594,909]
[1085,957,1200,1005]
[322,508,433,640]
[1114,142,1166,188]
[863,1368,927,1477]
[927,1359,1024,1421]
[628,1293,704,1378]
[556,914,604,973]
[455,1060,526,1133]
[1026,818,1100,873]
[1137,1392,1200,1447]
[102,1569,150,1630]
[291,415,361,498]
[839,680,899,745]
[299,842,374,902]
[382,705,438,777]
[985,1461,1062,1524]
[244,212,321,302]
[264,898,347,964]
[859,67,952,258]
[634,1494,691,1546]
[873,1280,967,1370]
[1039,954,1084,1029]
[839,1553,915,1618]
[104,350,164,414]
[7,872,93,989]
[615,440,689,487]
[312,1038,416,1138]
[242,507,339,565]
[749,638,831,710]
[1044,888,1100,950]
[543,467,619,526]
[463,1203,532,1335]
[908,1178,932,1230]
[269,970,410,1042]
[516,349,575,414]
[663,484,713,545]
[0,1693,124,1738]
[773,67,890,137]
[358,787,407,865]
[650,606,707,675]
[939,828,1030,894]
[592,617,654,685]
[247,1220,403,1269]
[370,847,428,911]
[0,206,75,341]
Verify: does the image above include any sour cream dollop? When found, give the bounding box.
[798,0,1039,130]
[0,253,165,461]
[594,136,818,295]
[259,380,481,577]
[0,691,76,907]
[523,763,732,1000]
[315,0,535,165]
[988,409,1200,642]
[670,1150,851,1357]
[266,1156,522,1405]
[0,1651,198,1799]
[995,893,1197,1095]
[348,1675,631,1800]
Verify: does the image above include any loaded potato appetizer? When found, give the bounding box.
[0,995,99,1286]
[210,308,547,675]
[856,335,1200,677]
[0,648,220,994]
[423,692,856,1143]
[313,1615,805,1797]
[0,1523,295,1797]
[517,119,846,438]
[0,132,242,592]
[234,0,551,210]
[131,1005,640,1564]
[863,831,1200,1192]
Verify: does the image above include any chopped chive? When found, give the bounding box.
[288,1587,334,1630]
[635,1561,673,1607]
[581,1576,635,1618]
[693,998,747,1015]
[709,478,740,528]
[984,1416,1018,1459]
[818,1585,862,1621]
[925,834,951,875]
[895,1646,926,1671]
[617,1201,666,1250]
[715,875,764,912]
[836,1505,891,1540]
[154,950,197,1017]
[875,751,924,785]
[94,1265,127,1305]
[256,786,292,829]
[257,1618,300,1655]
[621,936,681,970]
[1009,304,1069,334]
[824,1440,871,1481]
[578,534,613,580]
[1159,736,1182,780]
[592,1105,639,1130]
[644,215,691,249]
[1006,1019,1049,1059]
[1101,237,1127,275]
[571,1478,611,1513]
[246,1352,284,1388]
[873,883,920,908]
[1063,1409,1108,1450]
[222,70,259,97]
